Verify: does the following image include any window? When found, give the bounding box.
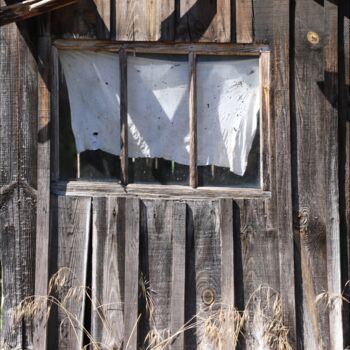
[53,41,270,197]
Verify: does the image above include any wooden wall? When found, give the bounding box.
[0,0,349,349]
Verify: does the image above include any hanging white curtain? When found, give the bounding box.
[59,50,260,176]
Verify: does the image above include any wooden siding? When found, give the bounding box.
[0,0,349,349]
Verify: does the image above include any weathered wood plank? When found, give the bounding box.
[253,0,296,345]
[186,200,222,349]
[339,0,350,346]
[292,0,331,347]
[34,13,51,350]
[0,14,38,349]
[238,199,280,348]
[219,199,234,307]
[52,180,271,199]
[49,196,91,350]
[51,46,60,181]
[139,200,174,342]
[176,0,231,42]
[170,202,186,350]
[139,200,186,348]
[116,0,148,41]
[0,187,36,349]
[123,197,140,350]
[236,0,253,43]
[94,0,111,39]
[324,1,342,348]
[0,0,78,26]
[91,197,125,349]
[147,0,175,41]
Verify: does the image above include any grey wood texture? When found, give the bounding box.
[1,0,349,349]
[34,13,52,350]
[91,197,125,349]
[0,13,37,349]
[252,0,297,346]
[292,0,342,348]
[339,1,350,347]
[50,196,91,350]
[139,200,186,348]
[123,197,140,350]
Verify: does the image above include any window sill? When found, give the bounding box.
[52,180,271,199]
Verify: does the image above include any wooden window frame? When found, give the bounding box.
[51,40,271,199]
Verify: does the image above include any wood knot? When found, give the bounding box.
[293,207,309,230]
[307,31,320,45]
[202,288,215,306]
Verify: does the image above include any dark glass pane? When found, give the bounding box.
[79,150,120,180]
[129,158,189,185]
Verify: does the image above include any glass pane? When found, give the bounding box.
[127,54,190,185]
[197,56,260,188]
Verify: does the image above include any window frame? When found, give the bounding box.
[51,40,271,199]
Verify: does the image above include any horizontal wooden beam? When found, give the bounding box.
[52,181,272,199]
[0,0,79,26]
[54,39,270,55]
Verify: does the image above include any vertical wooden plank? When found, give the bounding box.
[339,0,350,347]
[170,201,186,350]
[253,0,296,345]
[189,52,197,188]
[34,13,51,350]
[148,0,175,41]
[116,0,148,41]
[120,49,128,186]
[94,0,111,39]
[324,1,342,348]
[91,197,125,348]
[139,200,186,348]
[186,200,222,348]
[236,0,253,43]
[51,46,60,181]
[50,196,91,350]
[236,199,280,349]
[219,199,234,307]
[123,197,140,350]
[176,0,231,42]
[259,51,271,192]
[0,188,36,349]
[292,0,332,347]
[139,200,174,339]
[0,11,38,348]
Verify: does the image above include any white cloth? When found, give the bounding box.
[59,50,260,176]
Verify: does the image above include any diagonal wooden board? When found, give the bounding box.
[0,0,79,26]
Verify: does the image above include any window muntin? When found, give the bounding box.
[55,41,270,192]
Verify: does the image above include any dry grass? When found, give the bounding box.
[4,269,294,350]
[315,280,350,310]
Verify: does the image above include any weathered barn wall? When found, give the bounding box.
[0,0,349,349]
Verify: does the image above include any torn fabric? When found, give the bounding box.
[59,50,260,176]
